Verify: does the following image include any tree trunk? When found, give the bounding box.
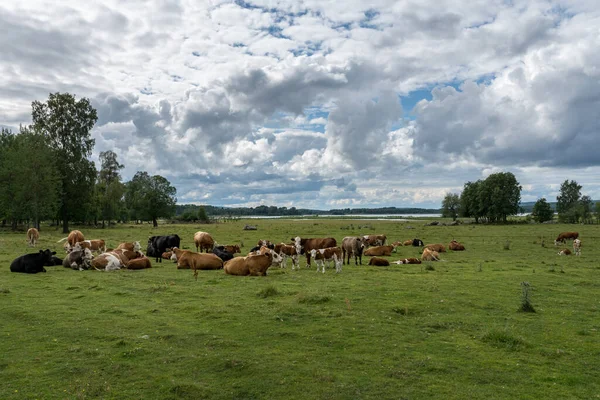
[153,217,158,227]
[11,219,17,231]
[62,218,69,234]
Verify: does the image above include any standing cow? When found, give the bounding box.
[554,232,579,246]
[26,228,39,247]
[293,237,337,267]
[194,231,215,253]
[147,235,181,262]
[342,236,365,265]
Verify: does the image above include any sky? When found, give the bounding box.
[1,0,599,210]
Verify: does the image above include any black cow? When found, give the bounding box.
[10,249,56,274]
[44,256,64,266]
[147,235,181,263]
[249,243,274,253]
[212,246,234,262]
[412,238,424,247]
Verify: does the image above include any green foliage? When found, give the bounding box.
[441,193,460,221]
[96,151,125,225]
[595,202,600,224]
[520,281,536,313]
[532,198,554,223]
[557,180,582,223]
[125,172,177,226]
[197,206,209,223]
[31,92,98,232]
[459,172,521,223]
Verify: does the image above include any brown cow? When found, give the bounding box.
[170,247,223,279]
[116,241,141,252]
[555,232,579,246]
[126,256,152,270]
[368,257,389,266]
[277,243,300,270]
[73,239,106,253]
[224,252,274,276]
[558,248,572,256]
[364,245,396,257]
[310,247,343,273]
[363,234,387,247]
[293,237,337,266]
[392,241,403,247]
[421,248,440,261]
[194,232,215,253]
[399,258,422,265]
[424,243,446,253]
[341,236,365,265]
[449,240,465,251]
[403,239,413,246]
[91,253,123,271]
[162,251,173,260]
[223,244,241,254]
[27,228,39,247]
[57,230,85,251]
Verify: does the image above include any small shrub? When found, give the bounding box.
[392,307,409,315]
[298,294,331,304]
[482,330,527,350]
[0,288,10,294]
[424,264,435,271]
[519,281,536,313]
[257,285,279,298]
[503,240,511,250]
[477,263,482,272]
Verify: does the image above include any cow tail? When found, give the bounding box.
[57,237,68,243]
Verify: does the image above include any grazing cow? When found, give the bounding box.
[147,235,181,262]
[292,237,337,267]
[573,239,581,256]
[26,228,39,247]
[369,257,390,266]
[412,239,424,247]
[223,244,241,254]
[363,234,387,247]
[277,243,300,270]
[364,245,396,257]
[449,240,465,251]
[62,248,94,270]
[555,232,579,246]
[310,247,343,273]
[71,239,106,253]
[223,252,274,276]
[170,247,223,279]
[57,230,85,247]
[116,241,142,252]
[126,256,152,270]
[10,249,56,274]
[194,231,215,253]
[421,248,440,261]
[212,246,234,262]
[558,248,572,256]
[91,253,123,271]
[342,236,365,265]
[392,258,422,265]
[424,243,446,253]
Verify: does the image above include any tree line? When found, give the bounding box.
[441,172,600,223]
[0,93,177,233]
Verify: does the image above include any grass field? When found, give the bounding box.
[1,219,599,399]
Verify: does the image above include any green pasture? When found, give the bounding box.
[1,219,599,399]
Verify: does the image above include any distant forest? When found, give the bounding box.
[175,205,441,218]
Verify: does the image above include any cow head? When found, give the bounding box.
[293,237,302,255]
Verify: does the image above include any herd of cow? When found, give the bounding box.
[10,228,582,277]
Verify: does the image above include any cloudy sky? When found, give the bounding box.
[1,0,599,209]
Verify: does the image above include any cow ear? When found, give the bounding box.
[52,251,57,255]
[39,250,44,254]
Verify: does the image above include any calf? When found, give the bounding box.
[26,228,39,247]
[310,247,343,273]
[278,243,299,270]
[573,239,582,256]
[223,252,274,276]
[293,237,337,267]
[558,248,572,256]
[368,257,390,266]
[223,244,241,254]
[412,239,424,247]
[364,245,395,257]
[162,251,173,260]
[147,235,180,263]
[555,232,579,246]
[363,234,387,247]
[10,249,56,274]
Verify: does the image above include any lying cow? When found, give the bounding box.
[412,239,424,247]
[126,256,152,270]
[449,240,465,251]
[573,239,582,256]
[364,245,395,257]
[342,236,365,265]
[70,239,106,253]
[421,248,440,261]
[116,241,142,252]
[368,257,390,266]
[147,234,181,263]
[223,252,275,276]
[424,243,446,253]
[91,253,123,271]
[558,248,572,256]
[162,251,173,260]
[293,237,337,267]
[363,234,387,247]
[170,247,223,279]
[10,249,57,274]
[391,258,422,265]
[310,247,343,273]
[212,246,234,262]
[45,255,64,266]
[223,244,241,254]
[62,247,94,270]
[555,231,579,246]
[26,228,39,247]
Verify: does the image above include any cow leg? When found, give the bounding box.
[306,253,311,268]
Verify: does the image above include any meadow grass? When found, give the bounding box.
[1,219,599,399]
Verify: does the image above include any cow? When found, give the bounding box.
[170,247,223,279]
[91,253,123,271]
[223,244,241,254]
[403,240,414,246]
[126,256,152,270]
[573,239,582,256]
[44,255,64,266]
[310,247,343,273]
[363,234,387,247]
[194,231,215,253]
[558,248,572,256]
[116,241,142,252]
[412,239,424,247]
[57,230,85,248]
[71,239,106,253]
[277,243,300,270]
[249,243,274,253]
[62,248,94,270]
[147,235,181,263]
[364,245,396,257]
[26,228,39,247]
[369,257,390,266]
[555,232,579,246]
[257,239,272,247]
[162,251,173,260]
[292,237,337,267]
[223,252,274,276]
[449,240,465,251]
[392,241,404,247]
[10,249,56,274]
[421,248,440,261]
[253,246,283,267]
[212,246,234,262]
[391,258,422,265]
[342,236,365,265]
[424,243,446,253]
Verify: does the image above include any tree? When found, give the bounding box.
[126,172,177,227]
[531,198,553,223]
[441,193,460,221]
[460,180,482,222]
[579,195,593,224]
[556,180,582,223]
[595,202,600,224]
[198,206,209,223]
[478,172,521,223]
[31,92,98,233]
[97,151,125,227]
